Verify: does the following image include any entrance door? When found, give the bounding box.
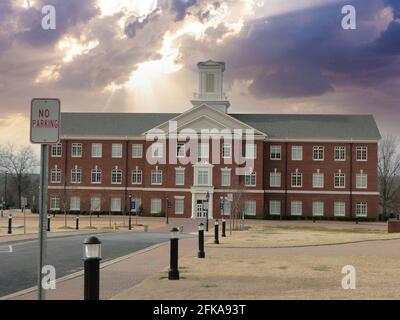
[196,200,206,218]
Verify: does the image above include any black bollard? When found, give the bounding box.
[47,215,51,232]
[83,236,102,300]
[168,227,180,280]
[198,223,205,258]
[76,216,79,230]
[7,214,12,234]
[222,219,226,237]
[214,220,219,244]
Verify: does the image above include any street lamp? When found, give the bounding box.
[168,227,179,280]
[166,194,169,225]
[205,191,210,232]
[83,236,102,300]
[128,194,132,230]
[3,171,7,209]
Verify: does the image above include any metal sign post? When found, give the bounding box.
[30,98,60,301]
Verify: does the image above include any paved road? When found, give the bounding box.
[0,231,193,297]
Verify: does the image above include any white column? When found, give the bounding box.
[208,192,213,218]
[191,193,196,218]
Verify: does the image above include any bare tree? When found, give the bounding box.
[0,143,39,208]
[230,180,247,231]
[378,135,400,217]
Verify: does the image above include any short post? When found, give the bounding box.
[47,215,51,232]
[83,236,102,300]
[168,227,179,280]
[313,216,316,223]
[198,223,205,258]
[214,220,219,244]
[76,216,79,230]
[7,214,12,234]
[222,219,226,237]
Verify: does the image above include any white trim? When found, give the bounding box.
[265,190,379,195]
[267,138,380,143]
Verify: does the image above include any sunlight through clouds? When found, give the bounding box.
[57,36,99,63]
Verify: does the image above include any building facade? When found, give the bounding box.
[48,60,381,220]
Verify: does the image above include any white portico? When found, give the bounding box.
[191,161,214,218]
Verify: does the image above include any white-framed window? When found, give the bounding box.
[50,196,60,210]
[131,168,142,184]
[312,172,324,188]
[221,169,231,186]
[269,200,281,215]
[312,201,324,216]
[198,143,209,159]
[205,73,215,92]
[70,196,80,211]
[222,200,231,215]
[51,166,61,183]
[71,143,82,157]
[132,144,143,158]
[112,143,122,158]
[51,143,62,157]
[90,197,101,212]
[197,169,209,186]
[334,201,346,217]
[356,146,368,161]
[356,202,368,217]
[110,197,121,212]
[291,170,302,188]
[177,143,185,158]
[335,146,346,161]
[291,201,302,216]
[151,143,164,158]
[356,171,368,189]
[291,146,303,161]
[91,143,102,158]
[270,145,281,160]
[111,167,122,184]
[313,146,324,161]
[151,168,162,185]
[244,200,256,216]
[270,171,281,187]
[175,198,184,214]
[71,166,81,184]
[222,143,231,158]
[151,198,162,214]
[91,167,102,184]
[334,171,345,188]
[245,171,256,186]
[245,143,257,159]
[175,168,185,186]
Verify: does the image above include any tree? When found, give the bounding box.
[0,143,39,209]
[378,135,400,217]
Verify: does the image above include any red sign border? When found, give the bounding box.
[30,98,61,144]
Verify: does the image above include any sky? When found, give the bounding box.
[0,0,399,152]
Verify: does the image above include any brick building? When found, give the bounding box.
[48,60,381,220]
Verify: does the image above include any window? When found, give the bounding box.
[222,143,231,158]
[111,167,122,184]
[270,145,281,160]
[71,167,81,184]
[312,201,324,216]
[90,197,101,212]
[205,73,215,92]
[151,169,162,185]
[334,201,346,217]
[112,143,122,158]
[292,146,303,161]
[71,143,82,157]
[222,200,231,215]
[51,166,61,183]
[269,200,281,215]
[175,168,185,186]
[177,143,185,158]
[356,172,368,189]
[131,169,142,184]
[151,143,163,158]
[291,201,302,216]
[313,146,324,161]
[245,143,257,159]
[175,198,184,214]
[356,146,368,161]
[245,171,256,186]
[70,196,80,211]
[51,143,62,157]
[291,171,302,187]
[197,169,209,186]
[221,169,231,186]
[91,167,102,184]
[312,172,324,188]
[334,171,345,188]
[50,196,60,210]
[356,202,368,217]
[335,146,345,161]
[270,171,281,187]
[132,144,143,158]
[245,200,256,216]
[198,143,209,159]
[91,143,102,158]
[151,198,162,214]
[110,197,121,212]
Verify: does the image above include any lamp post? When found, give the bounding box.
[166,195,169,225]
[214,219,219,244]
[3,171,7,209]
[83,236,102,300]
[205,192,210,232]
[168,227,179,280]
[128,194,132,230]
[198,223,205,258]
